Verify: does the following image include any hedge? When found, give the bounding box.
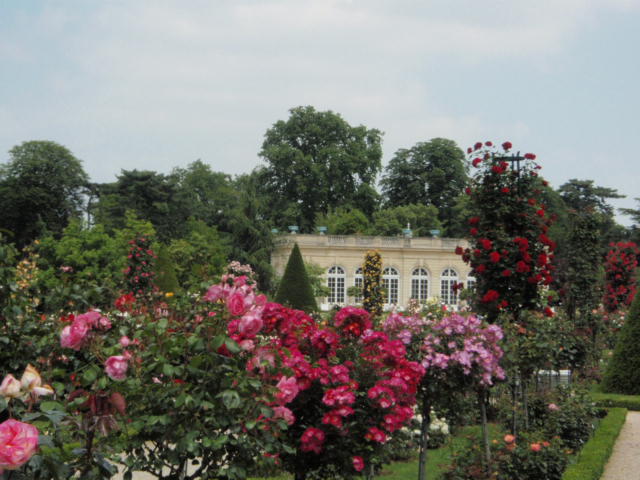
[561,407,627,480]
[591,392,640,411]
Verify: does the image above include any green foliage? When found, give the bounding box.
[274,243,318,312]
[257,105,383,231]
[362,250,383,316]
[167,220,229,291]
[315,208,370,235]
[305,261,331,299]
[602,290,640,394]
[155,243,180,293]
[381,138,468,232]
[561,408,627,480]
[0,140,89,247]
[371,203,441,237]
[591,392,640,410]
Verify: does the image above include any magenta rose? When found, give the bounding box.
[0,419,39,471]
[105,356,129,381]
[276,376,299,404]
[352,456,365,472]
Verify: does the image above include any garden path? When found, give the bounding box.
[601,411,640,480]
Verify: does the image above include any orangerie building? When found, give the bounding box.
[271,233,474,311]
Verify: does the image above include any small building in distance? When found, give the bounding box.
[271,233,473,311]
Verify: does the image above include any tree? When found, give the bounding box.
[315,208,370,235]
[371,203,441,237]
[155,243,180,294]
[380,138,468,233]
[274,243,318,312]
[257,106,383,231]
[602,290,640,394]
[0,140,89,247]
[456,142,555,322]
[93,169,188,241]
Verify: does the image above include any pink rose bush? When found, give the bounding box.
[0,419,39,473]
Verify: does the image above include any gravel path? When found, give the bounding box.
[600,411,640,480]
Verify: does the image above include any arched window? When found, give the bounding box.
[327,266,346,304]
[466,275,476,292]
[382,267,400,305]
[440,268,459,305]
[411,268,429,302]
[353,267,363,304]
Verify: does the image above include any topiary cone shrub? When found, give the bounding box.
[274,243,318,312]
[602,292,640,394]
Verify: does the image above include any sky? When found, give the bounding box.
[1,0,639,224]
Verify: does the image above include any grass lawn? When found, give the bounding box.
[250,424,501,480]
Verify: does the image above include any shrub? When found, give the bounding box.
[274,243,318,312]
[602,289,640,394]
[444,432,568,480]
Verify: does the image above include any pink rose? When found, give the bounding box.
[203,285,225,302]
[530,442,541,452]
[60,317,89,350]
[119,336,131,347]
[276,376,299,404]
[105,356,128,381]
[0,419,39,471]
[548,403,560,412]
[238,314,263,338]
[0,375,21,399]
[227,292,247,316]
[272,406,295,425]
[352,456,365,472]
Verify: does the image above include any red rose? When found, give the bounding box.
[502,269,512,277]
[474,142,483,150]
[472,157,482,167]
[502,141,512,150]
[485,141,493,147]
[480,238,492,250]
[481,290,500,303]
[470,227,478,236]
[501,187,510,194]
[489,251,501,263]
[524,153,536,160]
[475,264,486,274]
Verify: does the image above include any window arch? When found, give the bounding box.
[411,268,429,302]
[327,266,346,304]
[382,267,400,305]
[440,268,459,305]
[353,267,363,304]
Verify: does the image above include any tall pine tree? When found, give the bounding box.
[274,243,318,312]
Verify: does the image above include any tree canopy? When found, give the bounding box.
[257,106,383,232]
[380,138,468,233]
[0,141,89,247]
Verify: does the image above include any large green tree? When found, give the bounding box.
[371,203,441,237]
[380,138,468,234]
[256,106,383,231]
[93,169,188,241]
[0,140,89,247]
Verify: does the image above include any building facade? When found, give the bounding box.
[271,234,473,310]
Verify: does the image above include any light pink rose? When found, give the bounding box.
[227,292,247,316]
[238,314,263,338]
[203,285,225,302]
[20,365,53,397]
[0,375,21,399]
[276,376,299,404]
[119,336,131,347]
[239,339,255,351]
[105,356,128,381]
[273,406,295,425]
[548,403,560,412]
[0,419,39,471]
[60,318,89,350]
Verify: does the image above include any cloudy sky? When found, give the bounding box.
[1,1,639,223]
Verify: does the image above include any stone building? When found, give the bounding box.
[271,233,473,311]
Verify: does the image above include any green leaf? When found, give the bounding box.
[40,401,65,412]
[83,365,99,384]
[220,390,241,409]
[224,338,241,354]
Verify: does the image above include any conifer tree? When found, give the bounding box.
[155,243,180,294]
[602,291,640,394]
[275,243,318,312]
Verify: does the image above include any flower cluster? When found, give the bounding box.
[457,141,556,320]
[0,365,53,400]
[124,236,157,298]
[60,310,112,350]
[421,314,505,387]
[603,241,639,312]
[362,250,383,316]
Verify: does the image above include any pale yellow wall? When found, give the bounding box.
[272,234,471,310]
